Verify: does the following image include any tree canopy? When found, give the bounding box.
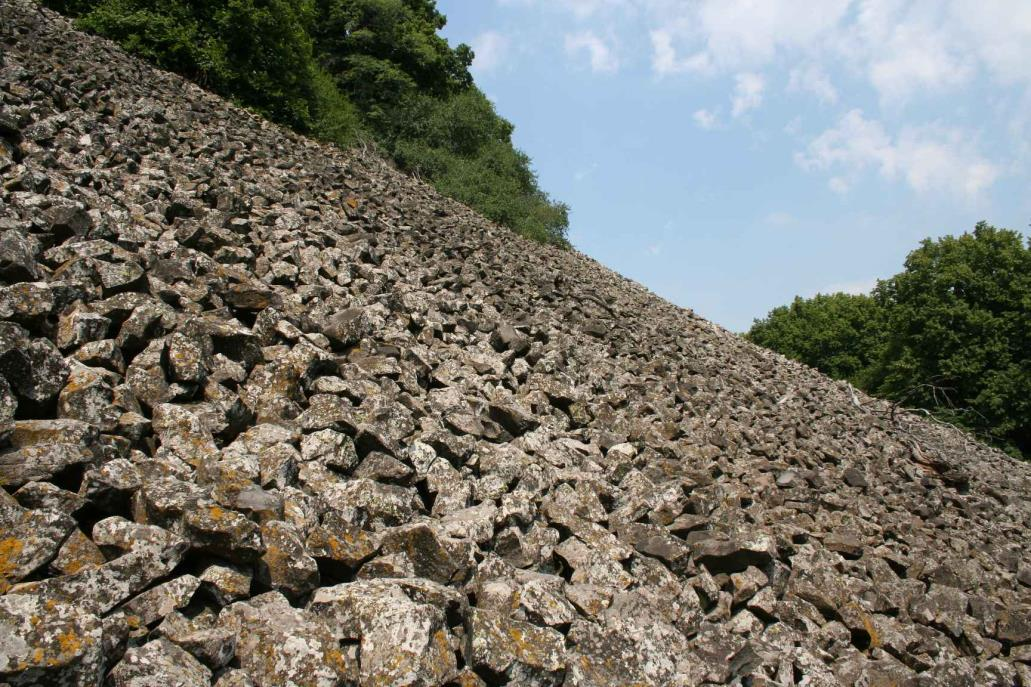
[747,223,1031,458]
[746,292,886,386]
[45,0,569,246]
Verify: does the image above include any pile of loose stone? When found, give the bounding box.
[1,3,1030,685]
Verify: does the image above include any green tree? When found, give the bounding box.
[311,0,472,131]
[746,292,886,385]
[70,0,327,132]
[871,223,1031,455]
[748,223,1031,458]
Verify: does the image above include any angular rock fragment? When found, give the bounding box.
[309,579,458,685]
[220,592,353,686]
[121,574,201,626]
[256,520,319,598]
[157,611,237,669]
[0,595,105,687]
[467,608,566,678]
[692,533,778,575]
[323,308,371,349]
[0,323,69,405]
[108,637,212,687]
[7,545,185,616]
[184,504,265,562]
[0,501,76,591]
[0,229,43,283]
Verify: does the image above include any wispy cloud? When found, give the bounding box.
[796,109,1000,198]
[730,72,764,117]
[693,108,718,130]
[787,63,837,104]
[564,31,619,73]
[471,31,510,73]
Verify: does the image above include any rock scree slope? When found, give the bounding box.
[2,3,1031,685]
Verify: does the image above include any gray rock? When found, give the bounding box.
[467,608,565,677]
[107,637,212,687]
[0,594,105,687]
[220,592,353,686]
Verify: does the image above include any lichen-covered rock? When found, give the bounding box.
[467,608,566,677]
[0,443,94,488]
[8,545,186,616]
[157,611,237,669]
[309,579,457,686]
[0,500,76,592]
[56,309,111,351]
[256,520,319,598]
[184,504,265,562]
[0,594,105,687]
[51,529,106,576]
[691,533,778,575]
[379,523,466,584]
[0,229,43,283]
[56,364,121,431]
[107,637,212,687]
[220,592,353,687]
[0,323,70,404]
[565,617,692,687]
[121,574,201,626]
[323,308,372,350]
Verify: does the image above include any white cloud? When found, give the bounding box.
[693,109,718,130]
[787,63,837,104]
[649,29,710,75]
[797,109,1001,198]
[471,31,510,73]
[845,3,975,105]
[731,72,764,117]
[646,0,851,75]
[640,0,1031,104]
[565,31,620,73]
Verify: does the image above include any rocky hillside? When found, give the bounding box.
[2,3,1030,685]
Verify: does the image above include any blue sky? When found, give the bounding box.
[435,0,1031,332]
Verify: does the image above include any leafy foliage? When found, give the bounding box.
[43,0,568,245]
[746,293,885,385]
[871,223,1031,455]
[747,223,1031,458]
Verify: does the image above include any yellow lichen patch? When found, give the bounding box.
[0,537,25,577]
[322,647,350,674]
[506,626,527,654]
[262,544,287,571]
[205,505,227,520]
[53,629,84,664]
[58,532,105,575]
[861,613,882,650]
